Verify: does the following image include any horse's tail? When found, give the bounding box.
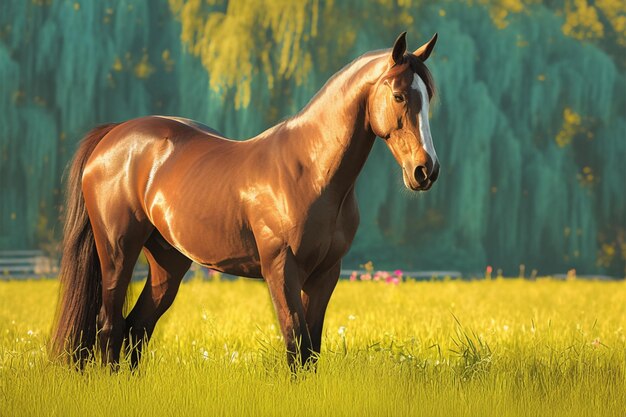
[50,123,119,365]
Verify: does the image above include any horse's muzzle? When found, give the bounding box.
[404,161,439,191]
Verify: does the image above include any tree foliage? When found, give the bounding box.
[1,0,624,276]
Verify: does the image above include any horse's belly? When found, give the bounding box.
[146,193,263,278]
[201,257,262,278]
[196,228,262,278]
[161,228,263,278]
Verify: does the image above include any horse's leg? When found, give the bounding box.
[264,248,312,371]
[301,262,341,365]
[88,206,152,367]
[125,232,191,368]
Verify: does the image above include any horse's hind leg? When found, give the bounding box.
[125,231,191,368]
[85,193,153,366]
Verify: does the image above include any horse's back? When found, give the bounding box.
[152,115,225,138]
[84,115,234,195]
[113,115,228,144]
[89,114,246,207]
[89,115,243,177]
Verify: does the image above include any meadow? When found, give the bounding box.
[1,276,625,417]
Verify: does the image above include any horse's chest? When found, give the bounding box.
[294,193,360,269]
[245,187,359,273]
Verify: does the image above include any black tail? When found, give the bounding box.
[50,123,119,365]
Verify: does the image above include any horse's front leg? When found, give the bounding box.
[301,262,341,364]
[263,247,312,371]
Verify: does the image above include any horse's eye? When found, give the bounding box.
[393,93,405,103]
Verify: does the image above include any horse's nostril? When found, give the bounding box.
[414,165,428,183]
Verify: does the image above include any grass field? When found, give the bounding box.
[1,277,625,417]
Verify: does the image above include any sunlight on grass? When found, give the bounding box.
[1,278,625,417]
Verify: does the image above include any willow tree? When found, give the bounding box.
[168,0,625,275]
[0,0,184,251]
[0,0,623,276]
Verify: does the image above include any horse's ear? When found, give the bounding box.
[414,33,438,62]
[389,31,407,66]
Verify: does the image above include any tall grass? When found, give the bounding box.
[1,278,624,416]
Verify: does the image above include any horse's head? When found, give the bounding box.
[368,32,439,191]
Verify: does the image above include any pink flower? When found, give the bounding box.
[349,271,357,282]
[385,276,400,285]
[360,273,371,281]
[486,266,493,274]
[393,269,403,277]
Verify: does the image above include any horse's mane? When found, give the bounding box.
[274,48,436,137]
[306,49,436,112]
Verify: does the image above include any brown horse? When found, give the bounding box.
[51,32,439,369]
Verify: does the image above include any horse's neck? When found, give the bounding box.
[282,55,385,195]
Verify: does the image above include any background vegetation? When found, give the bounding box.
[0,0,624,275]
[1,277,625,416]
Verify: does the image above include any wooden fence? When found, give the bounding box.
[0,250,59,277]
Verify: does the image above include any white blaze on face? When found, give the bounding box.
[411,73,437,163]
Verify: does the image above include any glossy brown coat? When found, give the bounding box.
[51,33,439,369]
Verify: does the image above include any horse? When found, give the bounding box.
[50,31,439,370]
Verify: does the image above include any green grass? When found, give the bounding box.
[1,278,625,417]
